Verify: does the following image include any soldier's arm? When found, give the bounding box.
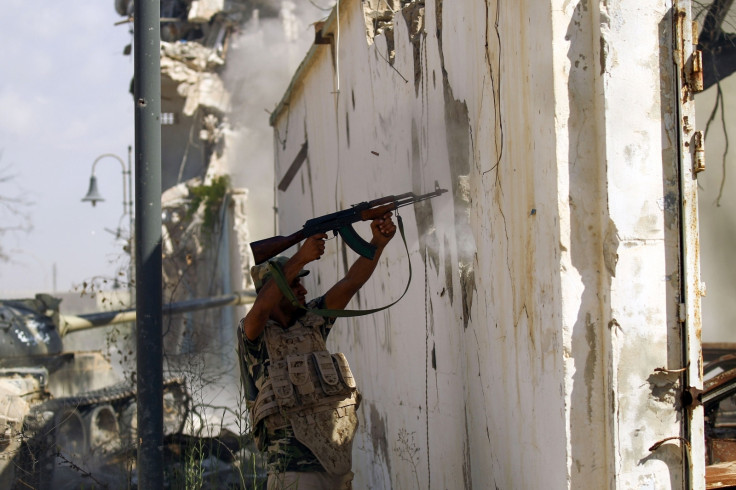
[324,212,396,310]
[242,234,327,340]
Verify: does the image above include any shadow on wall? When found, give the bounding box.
[566,2,614,487]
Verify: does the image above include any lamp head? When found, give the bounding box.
[82,175,105,207]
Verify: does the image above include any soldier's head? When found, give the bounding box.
[250,256,310,307]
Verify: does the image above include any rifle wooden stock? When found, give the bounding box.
[250,230,307,264]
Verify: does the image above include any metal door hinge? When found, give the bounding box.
[689,21,704,92]
[689,49,704,92]
[675,13,704,93]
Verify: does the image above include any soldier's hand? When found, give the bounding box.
[371,212,396,248]
[295,233,328,263]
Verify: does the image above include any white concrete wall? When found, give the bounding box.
[264,0,703,487]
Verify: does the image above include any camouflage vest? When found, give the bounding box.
[250,314,360,475]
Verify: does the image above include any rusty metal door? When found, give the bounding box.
[673,0,706,487]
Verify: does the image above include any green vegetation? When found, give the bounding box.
[188,175,230,232]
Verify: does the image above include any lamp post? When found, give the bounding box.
[134,0,164,483]
[82,146,134,300]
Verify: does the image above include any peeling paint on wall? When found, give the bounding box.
[603,219,620,277]
[411,119,440,272]
[402,2,425,95]
[368,402,392,478]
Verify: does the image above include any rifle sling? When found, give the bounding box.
[267,215,412,317]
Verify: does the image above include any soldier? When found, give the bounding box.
[238,212,396,490]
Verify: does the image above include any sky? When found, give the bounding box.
[0,1,136,295]
[0,0,328,299]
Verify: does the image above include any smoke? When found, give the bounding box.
[183,1,332,432]
[224,1,328,128]
[222,1,329,243]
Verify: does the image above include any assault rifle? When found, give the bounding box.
[250,182,448,264]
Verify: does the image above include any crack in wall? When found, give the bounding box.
[345,110,351,148]
[482,0,504,178]
[472,328,493,444]
[515,303,532,347]
[463,400,474,489]
[495,186,513,295]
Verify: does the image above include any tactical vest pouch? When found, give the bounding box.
[332,353,357,389]
[287,354,315,396]
[313,350,344,396]
[269,360,296,408]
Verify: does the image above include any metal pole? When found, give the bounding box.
[134,0,163,486]
[127,145,134,305]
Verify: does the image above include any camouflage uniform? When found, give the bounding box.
[239,257,361,484]
[237,297,336,474]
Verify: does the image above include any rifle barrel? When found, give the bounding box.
[393,188,448,209]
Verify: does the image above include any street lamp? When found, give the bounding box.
[82,146,134,297]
